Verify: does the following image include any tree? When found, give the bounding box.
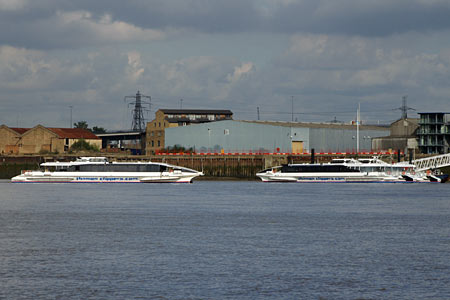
[69,139,99,152]
[73,121,89,130]
[92,126,106,134]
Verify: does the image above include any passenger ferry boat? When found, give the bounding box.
[256,157,446,183]
[11,157,203,183]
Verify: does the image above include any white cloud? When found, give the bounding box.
[126,51,145,83]
[55,10,164,44]
[0,0,27,11]
[0,46,50,89]
[281,34,375,70]
[227,62,253,83]
[1,25,450,128]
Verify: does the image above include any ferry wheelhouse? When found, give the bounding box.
[11,157,203,183]
[256,157,444,183]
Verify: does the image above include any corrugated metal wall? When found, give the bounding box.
[166,120,305,153]
[165,120,389,153]
[309,127,389,152]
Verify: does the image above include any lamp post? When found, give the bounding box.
[207,128,211,153]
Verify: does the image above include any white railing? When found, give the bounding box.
[413,153,450,171]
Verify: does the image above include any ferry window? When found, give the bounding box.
[146,165,161,172]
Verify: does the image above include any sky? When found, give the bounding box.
[1,0,450,130]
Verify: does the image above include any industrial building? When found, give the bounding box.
[418,112,450,154]
[146,109,233,154]
[164,120,390,154]
[0,125,101,154]
[372,118,419,154]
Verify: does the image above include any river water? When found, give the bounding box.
[0,180,449,299]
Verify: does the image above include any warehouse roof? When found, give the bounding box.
[1,125,100,139]
[47,128,100,139]
[8,127,30,134]
[159,109,233,115]
[240,120,390,131]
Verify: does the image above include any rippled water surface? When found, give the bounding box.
[1,180,449,299]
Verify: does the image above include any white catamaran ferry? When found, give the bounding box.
[11,157,203,183]
[256,157,446,183]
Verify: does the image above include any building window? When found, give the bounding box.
[151,141,154,147]
[159,122,161,127]
[154,123,156,127]
[157,140,160,147]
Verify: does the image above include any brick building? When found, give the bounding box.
[0,124,101,154]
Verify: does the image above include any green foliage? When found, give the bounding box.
[73,122,107,134]
[92,126,106,134]
[70,138,99,152]
[73,121,89,130]
[162,145,195,153]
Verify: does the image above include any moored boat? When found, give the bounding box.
[11,157,203,183]
[256,157,445,183]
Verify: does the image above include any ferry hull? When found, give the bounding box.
[257,174,407,183]
[11,172,201,183]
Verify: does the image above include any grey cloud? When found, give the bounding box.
[3,0,450,50]
[266,0,450,36]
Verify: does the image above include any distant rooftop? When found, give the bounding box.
[46,128,100,139]
[240,120,390,131]
[418,112,450,114]
[159,109,233,115]
[1,125,100,139]
[8,127,30,134]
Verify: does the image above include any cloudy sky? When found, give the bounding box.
[1,0,450,130]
